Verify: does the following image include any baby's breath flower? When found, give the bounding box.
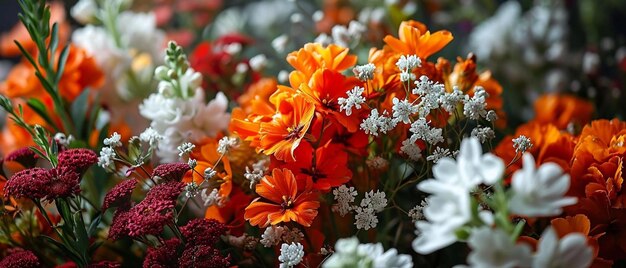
[184,182,200,198]
[98,147,116,169]
[409,118,444,145]
[426,147,452,163]
[439,86,464,113]
[396,55,421,71]
[203,167,217,180]
[201,188,224,207]
[361,190,387,212]
[463,86,489,120]
[187,158,197,169]
[104,132,122,148]
[354,207,378,230]
[486,110,498,122]
[139,127,163,146]
[332,185,358,216]
[512,135,533,153]
[392,97,418,124]
[352,63,376,81]
[245,166,265,190]
[360,109,382,136]
[177,142,195,157]
[338,86,366,116]
[278,242,304,268]
[217,136,238,155]
[401,139,422,161]
[408,200,428,223]
[471,126,496,143]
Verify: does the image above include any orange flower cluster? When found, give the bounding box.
[496,94,626,264]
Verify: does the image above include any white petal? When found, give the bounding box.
[479,153,505,185]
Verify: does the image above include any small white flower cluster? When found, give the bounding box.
[352,63,376,81]
[355,190,387,230]
[203,167,217,180]
[177,142,195,157]
[278,242,305,268]
[184,181,200,198]
[260,225,304,247]
[332,185,358,216]
[338,86,366,116]
[98,146,116,170]
[396,55,421,82]
[103,132,122,148]
[245,159,269,190]
[314,21,366,48]
[400,139,422,161]
[408,118,444,145]
[217,136,238,155]
[408,200,428,223]
[201,188,225,207]
[426,147,454,163]
[322,237,413,268]
[463,86,490,120]
[360,109,395,136]
[413,75,446,117]
[54,133,75,147]
[439,86,464,113]
[512,135,533,153]
[471,126,496,143]
[391,97,419,124]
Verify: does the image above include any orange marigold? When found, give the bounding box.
[383,20,453,60]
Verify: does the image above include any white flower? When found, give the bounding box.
[408,200,427,223]
[426,147,452,163]
[187,158,197,169]
[104,132,123,148]
[354,206,378,230]
[278,242,305,268]
[396,55,421,71]
[361,190,387,212]
[361,109,382,136]
[272,34,289,53]
[204,167,217,180]
[471,126,495,143]
[184,182,200,198]
[139,127,163,146]
[353,63,376,81]
[177,142,195,157]
[217,136,238,155]
[338,86,366,116]
[392,97,418,124]
[54,133,70,147]
[70,0,97,24]
[412,183,470,254]
[323,237,413,268]
[201,188,225,207]
[249,54,268,71]
[439,86,464,113]
[509,153,577,217]
[401,139,422,161]
[466,227,532,268]
[463,86,489,120]
[260,226,286,247]
[533,227,593,268]
[245,166,265,190]
[117,11,165,60]
[409,118,444,145]
[512,135,533,153]
[486,110,498,122]
[332,185,357,216]
[98,147,116,169]
[431,137,504,188]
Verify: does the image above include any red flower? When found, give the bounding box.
[152,163,190,182]
[57,148,98,174]
[47,166,81,199]
[3,168,50,199]
[143,238,181,268]
[181,219,227,246]
[102,179,137,211]
[179,244,231,268]
[108,206,132,240]
[5,147,38,168]
[0,249,40,268]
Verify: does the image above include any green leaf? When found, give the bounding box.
[27,98,59,131]
[73,212,90,256]
[55,45,70,84]
[49,23,59,67]
[88,213,102,237]
[13,41,37,68]
[40,235,83,263]
[71,89,90,137]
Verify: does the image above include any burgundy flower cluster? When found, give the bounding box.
[3,149,97,200]
[143,219,231,268]
[5,147,38,168]
[0,248,41,268]
[152,163,190,182]
[107,181,184,239]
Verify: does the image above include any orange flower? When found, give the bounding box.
[383,20,453,60]
[272,142,352,192]
[237,77,277,115]
[286,43,357,88]
[244,168,319,227]
[258,94,316,162]
[0,44,104,101]
[299,69,363,132]
[551,214,613,268]
[534,94,594,130]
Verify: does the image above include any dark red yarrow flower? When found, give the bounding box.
[108,206,132,240]
[143,238,181,268]
[102,179,137,211]
[126,199,175,237]
[152,163,190,182]
[58,148,98,174]
[3,168,50,199]
[47,166,81,199]
[0,249,41,268]
[56,261,121,268]
[181,218,227,246]
[179,244,230,268]
[5,147,38,168]
[145,181,184,202]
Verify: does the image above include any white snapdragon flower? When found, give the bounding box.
[117,11,165,60]
[532,227,593,268]
[323,237,413,268]
[466,227,532,268]
[278,242,305,268]
[104,132,123,148]
[338,86,366,116]
[509,153,577,217]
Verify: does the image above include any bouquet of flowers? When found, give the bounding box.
[0,0,625,267]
